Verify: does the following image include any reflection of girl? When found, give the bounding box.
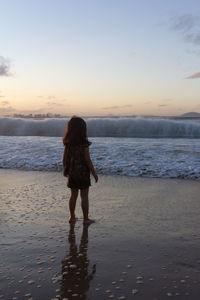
[63,117,98,224]
[61,224,96,299]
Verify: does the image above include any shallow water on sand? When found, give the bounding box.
[0,170,200,299]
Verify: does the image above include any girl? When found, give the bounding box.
[62,117,98,224]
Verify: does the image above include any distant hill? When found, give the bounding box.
[179,112,200,118]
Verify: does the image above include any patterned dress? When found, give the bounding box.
[63,143,91,189]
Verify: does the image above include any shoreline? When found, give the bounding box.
[0,170,200,299]
[1,167,200,183]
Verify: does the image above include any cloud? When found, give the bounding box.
[163,98,173,102]
[0,56,11,76]
[170,14,197,32]
[102,105,120,110]
[38,95,69,103]
[38,95,59,100]
[101,104,132,110]
[0,106,16,113]
[185,72,200,79]
[0,100,10,106]
[47,96,57,100]
[170,14,200,46]
[46,101,64,106]
[157,99,173,107]
[0,100,16,114]
[19,108,49,114]
[185,33,200,45]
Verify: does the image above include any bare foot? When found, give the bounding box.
[83,218,95,225]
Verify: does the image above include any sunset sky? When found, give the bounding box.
[0,0,200,117]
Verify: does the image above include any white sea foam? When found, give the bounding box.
[1,117,200,138]
[0,136,200,180]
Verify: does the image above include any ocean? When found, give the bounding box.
[1,116,200,180]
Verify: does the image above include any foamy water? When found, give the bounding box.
[0,136,200,180]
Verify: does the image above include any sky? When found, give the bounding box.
[0,0,200,117]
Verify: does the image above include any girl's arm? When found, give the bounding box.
[62,145,69,177]
[62,145,67,165]
[84,147,98,182]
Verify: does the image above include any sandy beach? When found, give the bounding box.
[0,169,200,300]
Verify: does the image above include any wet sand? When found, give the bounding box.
[0,169,200,300]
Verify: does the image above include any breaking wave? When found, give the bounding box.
[0,117,200,138]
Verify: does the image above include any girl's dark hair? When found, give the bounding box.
[63,116,90,146]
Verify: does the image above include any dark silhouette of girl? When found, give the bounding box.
[62,116,98,224]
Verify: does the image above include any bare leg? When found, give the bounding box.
[80,188,95,224]
[69,189,78,222]
[80,188,89,220]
